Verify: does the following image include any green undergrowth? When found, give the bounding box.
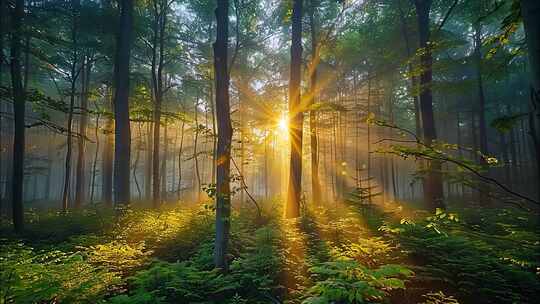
[379,207,540,303]
[293,205,414,304]
[1,200,538,303]
[110,225,284,303]
[1,203,216,303]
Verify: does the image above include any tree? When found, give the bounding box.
[520,0,540,200]
[113,0,134,206]
[414,0,444,210]
[472,3,489,205]
[10,0,25,232]
[61,0,82,212]
[148,0,171,208]
[285,0,303,218]
[102,94,114,207]
[213,0,233,270]
[309,0,322,205]
[74,55,92,209]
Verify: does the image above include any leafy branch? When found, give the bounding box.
[368,117,540,207]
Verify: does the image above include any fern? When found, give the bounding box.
[303,259,413,303]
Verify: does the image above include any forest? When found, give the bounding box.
[1,0,540,303]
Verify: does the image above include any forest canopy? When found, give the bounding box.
[1,0,539,303]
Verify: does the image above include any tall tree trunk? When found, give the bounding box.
[133,123,142,200]
[414,0,444,210]
[161,122,168,199]
[239,89,245,204]
[520,0,540,201]
[102,96,114,207]
[456,111,464,196]
[45,133,55,201]
[367,75,372,203]
[264,129,269,199]
[177,121,185,199]
[0,0,5,83]
[151,0,166,208]
[388,91,398,200]
[213,0,233,270]
[0,0,5,214]
[113,0,133,206]
[471,110,478,160]
[193,96,201,200]
[75,57,91,208]
[145,122,153,200]
[474,24,488,159]
[90,99,101,203]
[62,81,75,211]
[171,125,177,193]
[397,0,423,161]
[285,0,303,218]
[62,0,80,211]
[474,23,490,204]
[309,0,321,205]
[10,0,25,232]
[499,129,511,188]
[210,83,217,184]
[152,101,161,207]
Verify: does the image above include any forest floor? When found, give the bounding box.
[1,197,539,304]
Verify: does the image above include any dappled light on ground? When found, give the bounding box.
[2,199,539,303]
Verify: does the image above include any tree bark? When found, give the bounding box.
[213,0,233,270]
[414,0,444,210]
[0,0,5,83]
[285,0,303,218]
[145,122,153,200]
[193,94,201,200]
[367,75,372,203]
[161,122,168,199]
[75,57,91,208]
[102,95,114,207]
[152,109,160,206]
[151,0,164,208]
[177,121,185,199]
[62,0,81,211]
[10,0,25,232]
[473,23,490,205]
[90,99,101,203]
[113,0,133,206]
[309,0,321,205]
[0,0,5,214]
[133,123,142,200]
[210,82,217,185]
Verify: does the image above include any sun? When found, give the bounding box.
[278,117,288,133]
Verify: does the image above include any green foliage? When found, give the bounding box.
[2,201,538,304]
[115,206,215,261]
[85,240,153,273]
[109,224,284,304]
[1,206,216,303]
[303,259,413,303]
[0,241,120,303]
[382,209,540,304]
[329,237,395,267]
[421,291,460,304]
[109,260,239,303]
[229,227,284,297]
[11,208,113,245]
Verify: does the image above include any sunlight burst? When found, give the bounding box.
[278,117,289,134]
